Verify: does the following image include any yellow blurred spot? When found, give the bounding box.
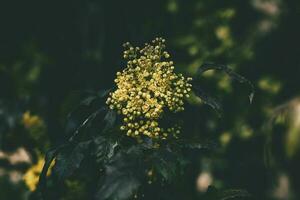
[23,157,54,191]
[220,132,232,146]
[147,169,153,177]
[188,45,199,56]
[22,111,43,128]
[215,26,230,40]
[167,0,178,13]
[218,76,232,92]
[286,103,300,158]
[275,113,287,125]
[187,59,203,75]
[187,91,203,105]
[219,8,236,19]
[27,65,41,82]
[239,125,253,139]
[202,70,215,78]
[258,77,281,94]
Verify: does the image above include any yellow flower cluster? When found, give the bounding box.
[106,38,192,139]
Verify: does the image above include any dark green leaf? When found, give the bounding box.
[175,139,217,151]
[98,88,113,98]
[196,63,255,104]
[96,148,142,200]
[102,109,117,133]
[38,145,65,196]
[204,186,252,200]
[53,140,91,179]
[93,136,118,164]
[152,148,180,182]
[193,85,222,116]
[81,96,97,106]
[69,108,106,142]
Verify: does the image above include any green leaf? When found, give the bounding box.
[151,148,180,182]
[81,96,98,106]
[196,63,255,104]
[93,136,118,164]
[204,186,252,200]
[38,145,65,197]
[98,88,113,99]
[175,139,216,151]
[102,109,117,133]
[96,147,143,200]
[53,140,92,179]
[193,85,223,116]
[69,108,106,142]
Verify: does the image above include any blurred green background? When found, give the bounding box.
[0,0,300,199]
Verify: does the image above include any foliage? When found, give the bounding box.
[37,38,254,199]
[1,0,300,199]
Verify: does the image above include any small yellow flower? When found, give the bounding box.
[107,38,192,139]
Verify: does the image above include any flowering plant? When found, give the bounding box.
[38,38,254,200]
